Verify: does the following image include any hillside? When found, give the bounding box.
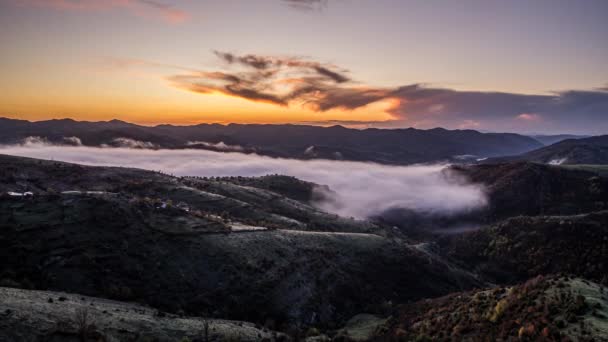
[0,118,543,164]
[212,174,330,204]
[487,135,608,165]
[521,135,608,165]
[450,162,608,222]
[375,162,608,233]
[0,287,286,342]
[3,154,608,339]
[381,275,608,341]
[531,134,589,146]
[439,211,608,284]
[0,154,376,234]
[0,154,481,332]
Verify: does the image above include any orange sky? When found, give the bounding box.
[1,0,606,133]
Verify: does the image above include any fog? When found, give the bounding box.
[0,143,487,218]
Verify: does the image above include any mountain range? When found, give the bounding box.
[1,117,607,340]
[0,117,544,164]
[487,135,608,165]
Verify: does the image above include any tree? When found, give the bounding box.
[74,307,90,341]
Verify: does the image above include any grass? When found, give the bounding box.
[562,278,608,339]
[336,314,388,341]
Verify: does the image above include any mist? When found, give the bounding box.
[0,143,487,219]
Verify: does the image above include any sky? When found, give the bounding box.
[0,0,607,134]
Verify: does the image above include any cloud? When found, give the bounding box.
[458,120,481,129]
[21,136,73,147]
[0,144,487,219]
[17,0,189,23]
[516,113,541,121]
[186,141,245,152]
[388,85,608,133]
[298,84,608,134]
[280,0,328,11]
[107,50,608,134]
[548,158,568,165]
[168,51,390,111]
[62,136,83,146]
[19,136,153,149]
[107,137,158,149]
[166,52,608,133]
[303,145,316,156]
[20,136,51,146]
[213,51,349,83]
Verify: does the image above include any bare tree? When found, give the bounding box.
[202,319,210,342]
[74,307,90,341]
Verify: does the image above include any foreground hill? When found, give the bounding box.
[1,193,480,327]
[0,117,543,164]
[0,154,375,234]
[0,287,285,342]
[439,211,608,284]
[382,275,608,341]
[3,154,608,339]
[0,154,480,331]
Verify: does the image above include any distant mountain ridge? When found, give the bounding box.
[486,135,608,165]
[530,134,589,146]
[0,117,543,164]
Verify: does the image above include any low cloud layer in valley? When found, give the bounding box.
[0,142,487,218]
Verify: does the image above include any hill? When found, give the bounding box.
[438,211,608,284]
[0,118,543,164]
[3,154,608,339]
[0,287,286,342]
[374,162,608,232]
[486,135,608,165]
[520,135,608,165]
[450,162,608,222]
[381,275,608,341]
[0,154,481,332]
[530,134,589,146]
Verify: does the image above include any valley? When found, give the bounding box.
[1,152,607,340]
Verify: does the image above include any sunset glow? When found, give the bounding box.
[1,0,607,133]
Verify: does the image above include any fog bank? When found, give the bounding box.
[0,143,487,218]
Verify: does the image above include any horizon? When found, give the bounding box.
[1,0,607,135]
[0,116,598,137]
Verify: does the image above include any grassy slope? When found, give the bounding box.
[0,286,286,342]
[439,211,608,284]
[0,154,481,330]
[382,275,608,341]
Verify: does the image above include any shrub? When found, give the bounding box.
[74,307,91,339]
[488,298,509,322]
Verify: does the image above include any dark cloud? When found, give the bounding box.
[214,51,276,70]
[169,52,367,110]
[168,72,287,106]
[280,0,328,11]
[302,85,608,133]
[388,85,608,133]
[313,66,350,83]
[213,51,350,83]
